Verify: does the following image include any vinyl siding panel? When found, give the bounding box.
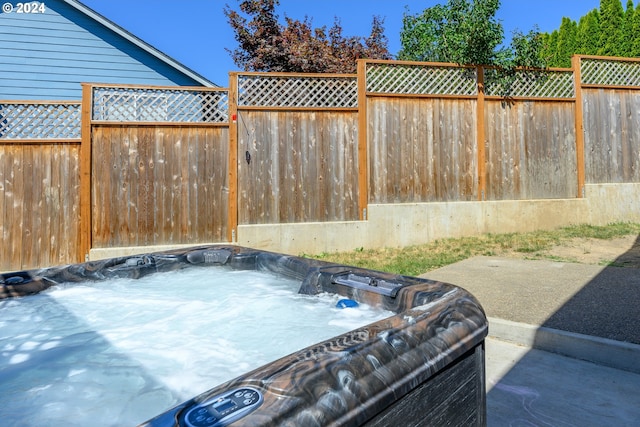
[0,0,203,100]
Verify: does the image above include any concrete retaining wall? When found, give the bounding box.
[90,183,640,259]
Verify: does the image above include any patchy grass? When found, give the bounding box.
[307,222,640,277]
[559,222,640,239]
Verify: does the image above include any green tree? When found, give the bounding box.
[621,0,636,55]
[542,0,640,61]
[576,9,601,55]
[398,0,505,65]
[398,0,547,98]
[224,0,391,73]
[555,17,578,67]
[509,27,546,69]
[540,30,559,66]
[634,3,640,55]
[598,0,625,56]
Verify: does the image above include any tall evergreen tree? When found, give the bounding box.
[541,0,640,61]
[598,0,625,56]
[621,0,636,55]
[634,3,640,55]
[556,17,578,67]
[576,9,601,55]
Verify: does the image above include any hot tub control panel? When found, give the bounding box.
[182,387,263,427]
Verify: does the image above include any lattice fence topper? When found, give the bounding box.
[366,62,477,96]
[483,68,574,98]
[92,86,229,123]
[0,103,81,139]
[237,74,358,108]
[581,58,640,87]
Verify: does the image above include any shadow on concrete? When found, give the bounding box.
[538,233,640,344]
[422,235,640,426]
[487,234,640,426]
[485,336,640,427]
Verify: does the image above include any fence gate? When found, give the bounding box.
[87,84,231,251]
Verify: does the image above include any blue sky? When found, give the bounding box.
[81,0,604,87]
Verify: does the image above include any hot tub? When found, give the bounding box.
[0,245,488,426]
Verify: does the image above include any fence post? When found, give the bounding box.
[228,73,239,242]
[79,84,92,261]
[357,60,369,220]
[572,55,586,198]
[476,66,486,201]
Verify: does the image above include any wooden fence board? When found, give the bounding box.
[368,97,477,203]
[168,127,181,242]
[193,128,205,240]
[0,151,5,265]
[237,110,359,224]
[623,90,640,180]
[583,88,640,183]
[8,148,23,268]
[57,144,80,265]
[43,146,54,265]
[211,127,230,240]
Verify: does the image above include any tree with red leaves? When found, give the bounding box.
[224,0,392,73]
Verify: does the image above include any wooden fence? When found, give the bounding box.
[0,101,81,271]
[87,84,230,251]
[365,62,579,202]
[581,59,640,184]
[234,73,361,224]
[1,55,639,271]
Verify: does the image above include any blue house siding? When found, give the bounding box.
[0,0,213,100]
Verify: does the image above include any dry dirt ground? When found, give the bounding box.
[506,235,640,268]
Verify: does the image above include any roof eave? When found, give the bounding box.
[61,0,219,87]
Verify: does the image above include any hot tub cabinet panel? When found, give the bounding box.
[0,246,488,427]
[363,345,486,427]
